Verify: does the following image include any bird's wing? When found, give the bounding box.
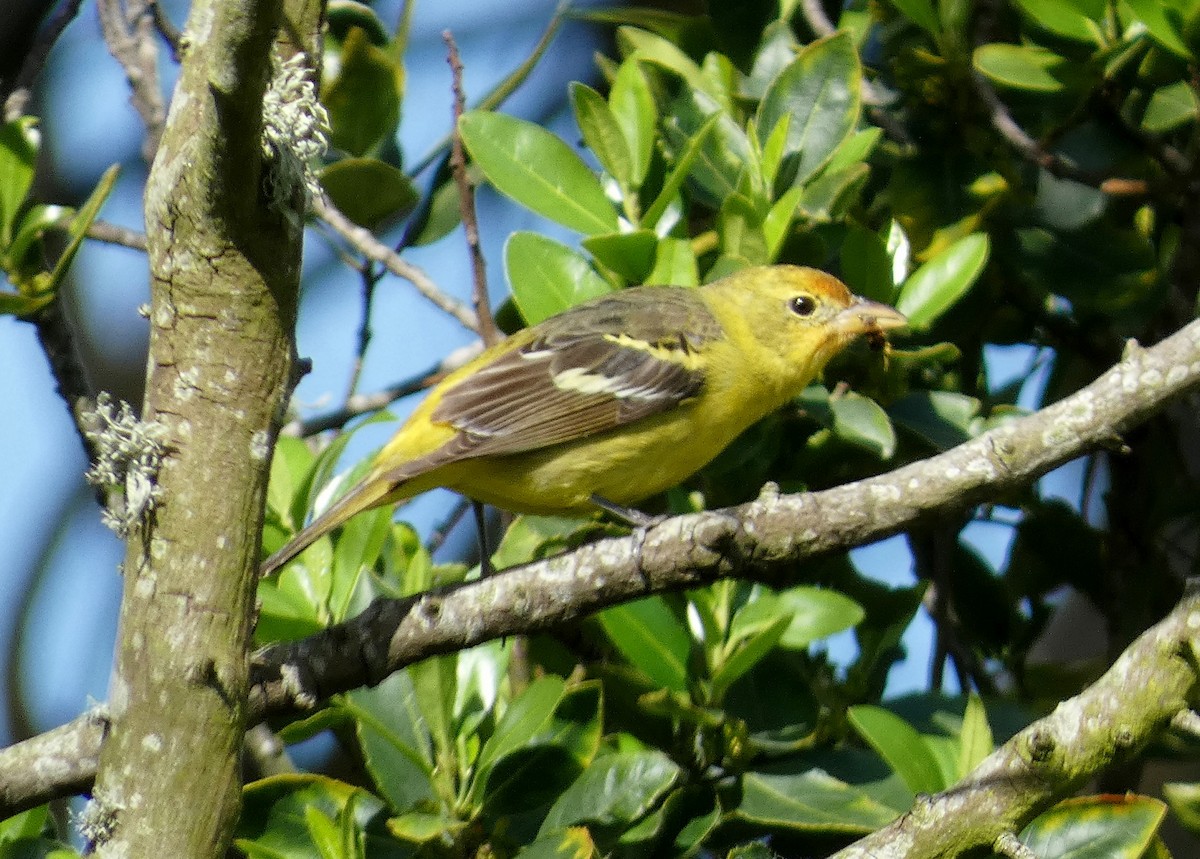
[431,289,724,459]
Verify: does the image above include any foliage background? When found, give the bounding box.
[1,0,1200,856]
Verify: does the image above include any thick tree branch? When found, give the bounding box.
[96,0,166,160]
[3,318,1200,819]
[832,585,1200,858]
[248,321,1200,716]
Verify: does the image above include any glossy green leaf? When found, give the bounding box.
[848,705,945,796]
[645,111,723,228]
[888,0,939,32]
[322,26,403,156]
[571,82,633,190]
[235,775,401,858]
[733,770,899,833]
[973,44,1081,92]
[0,117,38,245]
[797,163,870,222]
[319,158,418,228]
[582,229,658,283]
[1163,781,1200,833]
[957,694,994,777]
[896,232,989,328]
[616,27,717,104]
[830,392,897,459]
[343,673,437,813]
[0,805,49,841]
[538,751,682,835]
[757,32,862,186]
[4,203,68,280]
[491,514,592,570]
[459,111,618,235]
[599,596,692,691]
[823,126,883,175]
[776,586,866,648]
[328,506,390,621]
[504,231,614,324]
[888,390,982,450]
[1021,795,1168,858]
[470,675,568,803]
[521,827,601,858]
[1142,81,1199,133]
[1124,0,1192,58]
[710,612,790,701]
[762,185,805,261]
[644,237,698,286]
[608,59,657,188]
[1012,0,1100,42]
[386,811,468,846]
[841,226,894,303]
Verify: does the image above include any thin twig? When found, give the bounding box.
[87,220,148,252]
[427,495,475,556]
[282,339,484,437]
[2,0,87,121]
[96,0,167,160]
[444,30,501,347]
[344,265,382,402]
[311,194,480,332]
[148,0,182,59]
[972,71,1147,195]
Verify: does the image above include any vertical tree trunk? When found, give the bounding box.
[89,0,316,854]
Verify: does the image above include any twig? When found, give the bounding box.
[344,264,382,401]
[427,495,475,556]
[248,315,1200,717]
[444,30,501,346]
[31,299,101,466]
[6,316,1200,815]
[87,220,148,252]
[96,0,166,160]
[311,193,480,332]
[148,0,182,58]
[972,71,1147,196]
[2,0,87,122]
[281,339,484,438]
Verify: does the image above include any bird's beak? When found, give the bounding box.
[833,297,908,336]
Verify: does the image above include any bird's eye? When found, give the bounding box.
[788,295,817,317]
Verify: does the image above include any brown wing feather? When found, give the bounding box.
[429,288,723,459]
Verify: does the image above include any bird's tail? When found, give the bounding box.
[259,472,397,578]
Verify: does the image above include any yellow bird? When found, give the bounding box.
[261,265,906,577]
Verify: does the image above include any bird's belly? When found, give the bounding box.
[440,405,743,514]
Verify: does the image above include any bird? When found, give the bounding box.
[260,264,907,577]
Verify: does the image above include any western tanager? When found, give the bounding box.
[261,264,906,577]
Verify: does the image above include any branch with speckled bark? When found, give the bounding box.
[2,318,1199,824]
[829,585,1200,859]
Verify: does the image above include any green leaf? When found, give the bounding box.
[0,116,38,245]
[539,751,682,836]
[322,26,404,156]
[757,32,862,186]
[459,111,618,235]
[343,673,437,812]
[830,392,897,459]
[609,59,657,188]
[235,775,400,858]
[710,613,791,702]
[319,158,418,228]
[598,596,692,691]
[776,586,866,648]
[0,805,49,841]
[1012,0,1101,42]
[1142,80,1199,133]
[841,226,894,303]
[888,0,940,32]
[848,705,945,796]
[644,237,698,286]
[31,164,119,304]
[644,111,723,228]
[1124,0,1193,58]
[1021,795,1168,858]
[762,185,805,261]
[616,27,718,104]
[504,231,615,325]
[732,769,899,833]
[957,694,994,777]
[797,163,870,222]
[470,675,567,803]
[491,514,592,570]
[386,811,468,846]
[896,232,989,328]
[888,390,982,450]
[571,82,634,191]
[973,44,1083,93]
[582,229,658,283]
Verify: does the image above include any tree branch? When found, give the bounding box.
[831,584,1200,858]
[4,318,1200,821]
[311,194,480,332]
[96,0,166,160]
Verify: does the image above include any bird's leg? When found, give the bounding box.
[473,500,494,577]
[589,494,662,529]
